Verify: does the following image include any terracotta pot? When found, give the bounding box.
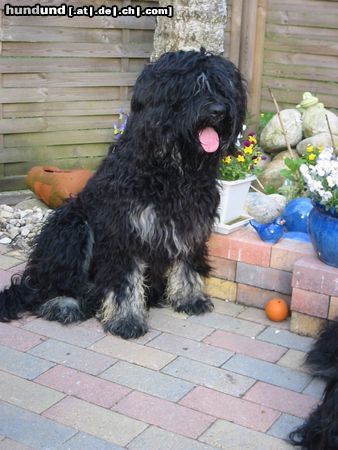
[26,166,93,208]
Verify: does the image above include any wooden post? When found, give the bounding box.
[229,0,244,66]
[250,0,268,126]
[238,0,267,128]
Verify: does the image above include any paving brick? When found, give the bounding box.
[0,438,33,449]
[114,391,215,439]
[57,432,124,450]
[290,311,326,338]
[212,298,246,316]
[90,335,175,371]
[0,322,45,351]
[128,426,217,450]
[238,306,291,329]
[203,277,237,301]
[0,243,10,254]
[257,326,314,352]
[199,419,293,450]
[209,255,236,281]
[0,402,76,449]
[101,360,193,401]
[35,365,130,408]
[244,381,318,418]
[188,312,265,337]
[24,318,104,348]
[303,378,326,398]
[291,288,329,318]
[277,349,308,373]
[328,296,338,320]
[293,256,338,296]
[148,308,213,341]
[237,283,291,309]
[223,354,311,392]
[131,328,162,345]
[0,269,15,290]
[0,344,54,380]
[266,414,304,441]
[29,339,114,375]
[148,332,233,366]
[162,356,255,396]
[0,254,24,270]
[204,330,287,363]
[0,370,64,413]
[208,229,272,267]
[9,315,36,329]
[236,262,292,295]
[4,250,27,261]
[180,386,280,432]
[271,239,314,272]
[44,396,147,446]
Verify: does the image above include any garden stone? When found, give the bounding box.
[246,193,287,224]
[15,197,49,210]
[260,109,303,153]
[0,237,11,244]
[302,105,338,138]
[259,151,289,190]
[296,133,338,156]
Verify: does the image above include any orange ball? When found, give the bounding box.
[265,298,289,322]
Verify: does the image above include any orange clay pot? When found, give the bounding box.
[265,298,289,322]
[26,166,93,209]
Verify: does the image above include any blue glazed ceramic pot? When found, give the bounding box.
[308,204,338,268]
[283,198,313,233]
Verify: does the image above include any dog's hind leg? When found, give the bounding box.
[165,259,214,315]
[96,258,148,339]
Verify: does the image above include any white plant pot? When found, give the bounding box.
[215,175,256,226]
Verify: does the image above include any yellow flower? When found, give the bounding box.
[113,128,119,135]
[244,145,253,155]
[237,155,245,163]
[308,153,316,161]
[306,145,314,153]
[318,145,324,153]
[253,156,261,165]
[248,135,257,145]
[224,156,232,164]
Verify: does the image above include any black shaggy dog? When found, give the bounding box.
[290,320,338,449]
[0,49,246,339]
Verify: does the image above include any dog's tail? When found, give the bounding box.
[0,275,37,322]
[289,320,338,449]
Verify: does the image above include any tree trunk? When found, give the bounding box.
[152,0,228,60]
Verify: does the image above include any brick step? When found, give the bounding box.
[207,228,338,337]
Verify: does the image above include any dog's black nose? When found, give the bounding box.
[209,104,225,115]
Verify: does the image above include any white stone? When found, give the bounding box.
[260,109,303,153]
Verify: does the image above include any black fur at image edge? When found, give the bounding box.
[290,319,338,450]
[0,49,246,339]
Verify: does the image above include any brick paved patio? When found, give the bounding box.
[0,244,324,450]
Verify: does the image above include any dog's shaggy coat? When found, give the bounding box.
[290,319,338,449]
[0,49,246,339]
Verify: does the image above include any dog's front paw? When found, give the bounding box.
[103,315,148,339]
[175,294,214,316]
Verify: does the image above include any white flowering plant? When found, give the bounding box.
[300,146,338,215]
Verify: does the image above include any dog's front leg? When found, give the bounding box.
[99,260,148,339]
[165,260,214,315]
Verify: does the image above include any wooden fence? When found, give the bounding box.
[0,0,156,190]
[0,0,337,190]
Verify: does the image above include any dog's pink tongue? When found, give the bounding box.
[199,127,220,153]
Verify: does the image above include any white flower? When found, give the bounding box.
[318,146,334,161]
